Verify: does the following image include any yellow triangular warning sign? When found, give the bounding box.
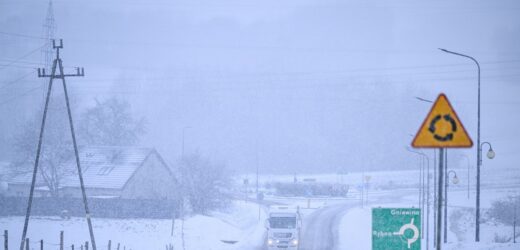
[412,93,473,148]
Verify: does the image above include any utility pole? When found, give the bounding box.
[514,199,517,244]
[19,39,97,250]
[436,148,445,250]
[433,148,437,248]
[444,149,448,243]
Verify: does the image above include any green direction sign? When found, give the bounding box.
[372,208,421,250]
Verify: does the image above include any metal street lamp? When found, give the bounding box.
[415,96,433,103]
[406,146,424,216]
[443,170,459,243]
[407,147,431,249]
[459,154,471,199]
[448,170,459,185]
[480,142,495,163]
[414,96,436,248]
[179,126,191,246]
[439,48,483,242]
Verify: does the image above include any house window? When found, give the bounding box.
[97,167,112,175]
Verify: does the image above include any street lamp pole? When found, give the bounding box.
[444,150,448,243]
[422,153,431,250]
[439,48,481,241]
[179,126,191,249]
[459,154,471,199]
[444,170,459,243]
[414,96,434,248]
[407,147,430,249]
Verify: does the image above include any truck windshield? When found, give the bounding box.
[269,217,296,229]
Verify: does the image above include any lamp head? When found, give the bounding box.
[487,149,495,159]
[452,175,459,185]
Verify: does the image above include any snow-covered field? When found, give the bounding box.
[0,201,266,250]
[2,167,518,250]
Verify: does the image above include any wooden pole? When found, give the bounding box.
[108,241,111,250]
[116,243,120,250]
[40,240,43,250]
[80,245,83,250]
[60,231,64,250]
[85,242,88,250]
[71,244,74,250]
[4,230,7,250]
[24,238,28,250]
[514,201,517,244]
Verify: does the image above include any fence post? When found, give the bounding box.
[40,239,43,250]
[4,230,7,250]
[71,244,74,250]
[60,231,64,250]
[24,238,28,250]
[108,240,111,250]
[116,243,120,250]
[80,245,83,250]
[85,242,88,250]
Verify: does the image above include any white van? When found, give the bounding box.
[265,206,302,250]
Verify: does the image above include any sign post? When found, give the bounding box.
[372,208,421,250]
[412,93,473,250]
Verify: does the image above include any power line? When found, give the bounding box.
[0,85,41,106]
[0,43,49,72]
[0,70,35,91]
[0,59,43,67]
[0,31,47,40]
[0,63,38,70]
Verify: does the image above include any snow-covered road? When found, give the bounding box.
[299,201,355,250]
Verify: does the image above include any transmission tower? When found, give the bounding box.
[40,0,56,102]
[19,39,97,250]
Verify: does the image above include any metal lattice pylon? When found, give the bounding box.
[40,0,56,102]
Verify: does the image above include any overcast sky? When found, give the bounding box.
[1,0,519,174]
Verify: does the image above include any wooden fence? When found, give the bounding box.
[2,230,133,250]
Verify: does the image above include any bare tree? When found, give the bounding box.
[10,97,146,197]
[78,98,146,146]
[176,152,231,214]
[11,100,74,197]
[489,195,520,227]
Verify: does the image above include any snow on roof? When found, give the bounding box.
[9,146,157,190]
[0,161,10,170]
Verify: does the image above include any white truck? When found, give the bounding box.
[265,206,302,250]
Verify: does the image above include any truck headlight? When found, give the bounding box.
[291,239,298,246]
[267,238,274,246]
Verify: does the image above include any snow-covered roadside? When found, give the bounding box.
[338,189,519,250]
[338,207,371,250]
[0,200,267,250]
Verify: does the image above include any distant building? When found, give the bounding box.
[0,162,10,196]
[6,147,178,200]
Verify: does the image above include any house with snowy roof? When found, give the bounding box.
[0,161,10,196]
[6,147,178,200]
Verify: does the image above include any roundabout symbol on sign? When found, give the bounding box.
[428,114,457,142]
[393,218,419,249]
